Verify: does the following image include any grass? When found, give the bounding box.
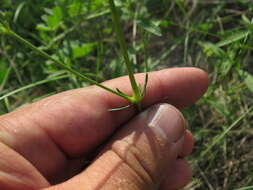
[0,0,253,189]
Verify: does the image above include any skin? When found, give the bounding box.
[0,67,209,190]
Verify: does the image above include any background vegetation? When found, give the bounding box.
[0,0,253,189]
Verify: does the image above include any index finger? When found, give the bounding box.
[0,67,208,178]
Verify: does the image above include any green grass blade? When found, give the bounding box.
[3,97,10,113]
[201,107,253,157]
[217,31,250,47]
[0,75,68,102]
[13,2,26,23]
[234,186,253,190]
[0,66,11,91]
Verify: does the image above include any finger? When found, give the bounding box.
[38,67,207,156]
[179,130,194,157]
[0,68,208,179]
[0,142,49,190]
[160,159,192,190]
[45,104,187,190]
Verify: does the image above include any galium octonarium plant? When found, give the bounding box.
[0,0,148,112]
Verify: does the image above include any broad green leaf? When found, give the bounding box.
[90,0,105,10]
[53,7,63,21]
[137,19,162,37]
[72,43,96,59]
[0,23,7,34]
[48,7,63,29]
[41,7,63,31]
[198,23,213,31]
[217,31,250,47]
[68,1,82,17]
[56,41,96,60]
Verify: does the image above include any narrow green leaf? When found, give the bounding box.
[0,75,69,102]
[206,99,230,117]
[0,62,9,90]
[13,2,26,23]
[242,14,250,24]
[137,19,162,37]
[217,30,250,47]
[245,72,253,93]
[142,73,149,96]
[36,24,51,32]
[108,104,132,112]
[116,88,124,94]
[72,43,96,59]
[86,9,110,20]
[199,41,225,57]
[235,186,253,190]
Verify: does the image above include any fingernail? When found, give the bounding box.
[147,104,186,143]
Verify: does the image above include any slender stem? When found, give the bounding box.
[1,8,147,112]
[0,75,68,101]
[4,28,131,101]
[141,30,149,73]
[108,0,141,101]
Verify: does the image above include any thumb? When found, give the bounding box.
[47,104,186,190]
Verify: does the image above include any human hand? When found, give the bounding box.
[0,67,208,190]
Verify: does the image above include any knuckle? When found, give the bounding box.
[110,139,157,188]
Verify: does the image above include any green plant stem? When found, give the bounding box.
[0,75,68,101]
[108,0,142,109]
[3,28,131,101]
